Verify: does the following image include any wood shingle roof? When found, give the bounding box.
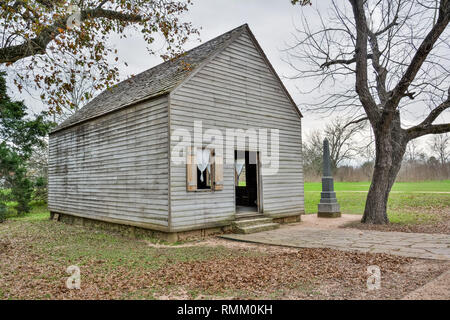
[53,24,248,132]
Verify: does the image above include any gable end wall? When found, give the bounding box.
[169,31,304,231]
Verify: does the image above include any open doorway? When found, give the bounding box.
[235,150,259,215]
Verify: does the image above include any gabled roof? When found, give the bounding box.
[52,24,301,133]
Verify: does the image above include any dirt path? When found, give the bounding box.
[402,269,450,300]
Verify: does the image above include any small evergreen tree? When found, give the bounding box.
[0,202,6,223]
[0,72,53,215]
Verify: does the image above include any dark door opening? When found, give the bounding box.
[235,151,258,214]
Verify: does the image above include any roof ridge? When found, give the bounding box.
[52,24,249,133]
[106,23,248,91]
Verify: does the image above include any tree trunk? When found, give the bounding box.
[361,113,407,224]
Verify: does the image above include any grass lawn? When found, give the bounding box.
[304,180,450,192]
[304,180,450,226]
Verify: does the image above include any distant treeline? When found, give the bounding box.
[305,161,450,183]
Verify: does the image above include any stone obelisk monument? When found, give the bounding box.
[318,138,341,218]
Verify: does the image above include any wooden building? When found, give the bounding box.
[48,24,304,240]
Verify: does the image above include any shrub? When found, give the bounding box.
[12,176,33,215]
[0,189,13,202]
[33,176,48,203]
[0,202,6,223]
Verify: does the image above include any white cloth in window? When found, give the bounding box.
[235,158,245,178]
[196,149,210,182]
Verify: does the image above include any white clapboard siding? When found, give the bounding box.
[169,30,304,230]
[48,96,170,229]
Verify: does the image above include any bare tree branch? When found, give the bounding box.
[342,116,369,129]
[408,123,450,138]
[320,54,373,69]
[349,0,380,123]
[406,86,450,138]
[388,0,450,109]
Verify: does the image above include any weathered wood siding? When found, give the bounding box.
[169,31,304,231]
[48,96,170,230]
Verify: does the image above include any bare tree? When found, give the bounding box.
[327,117,367,168]
[303,117,366,177]
[430,133,450,164]
[289,0,450,224]
[302,130,324,178]
[27,143,49,180]
[405,139,422,163]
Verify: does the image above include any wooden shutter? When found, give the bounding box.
[186,147,197,191]
[214,151,223,191]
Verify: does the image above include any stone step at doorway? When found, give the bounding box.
[232,217,279,234]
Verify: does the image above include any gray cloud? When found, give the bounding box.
[6,0,448,151]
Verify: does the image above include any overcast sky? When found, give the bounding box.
[118,0,332,133]
[10,0,449,157]
[15,0,328,131]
